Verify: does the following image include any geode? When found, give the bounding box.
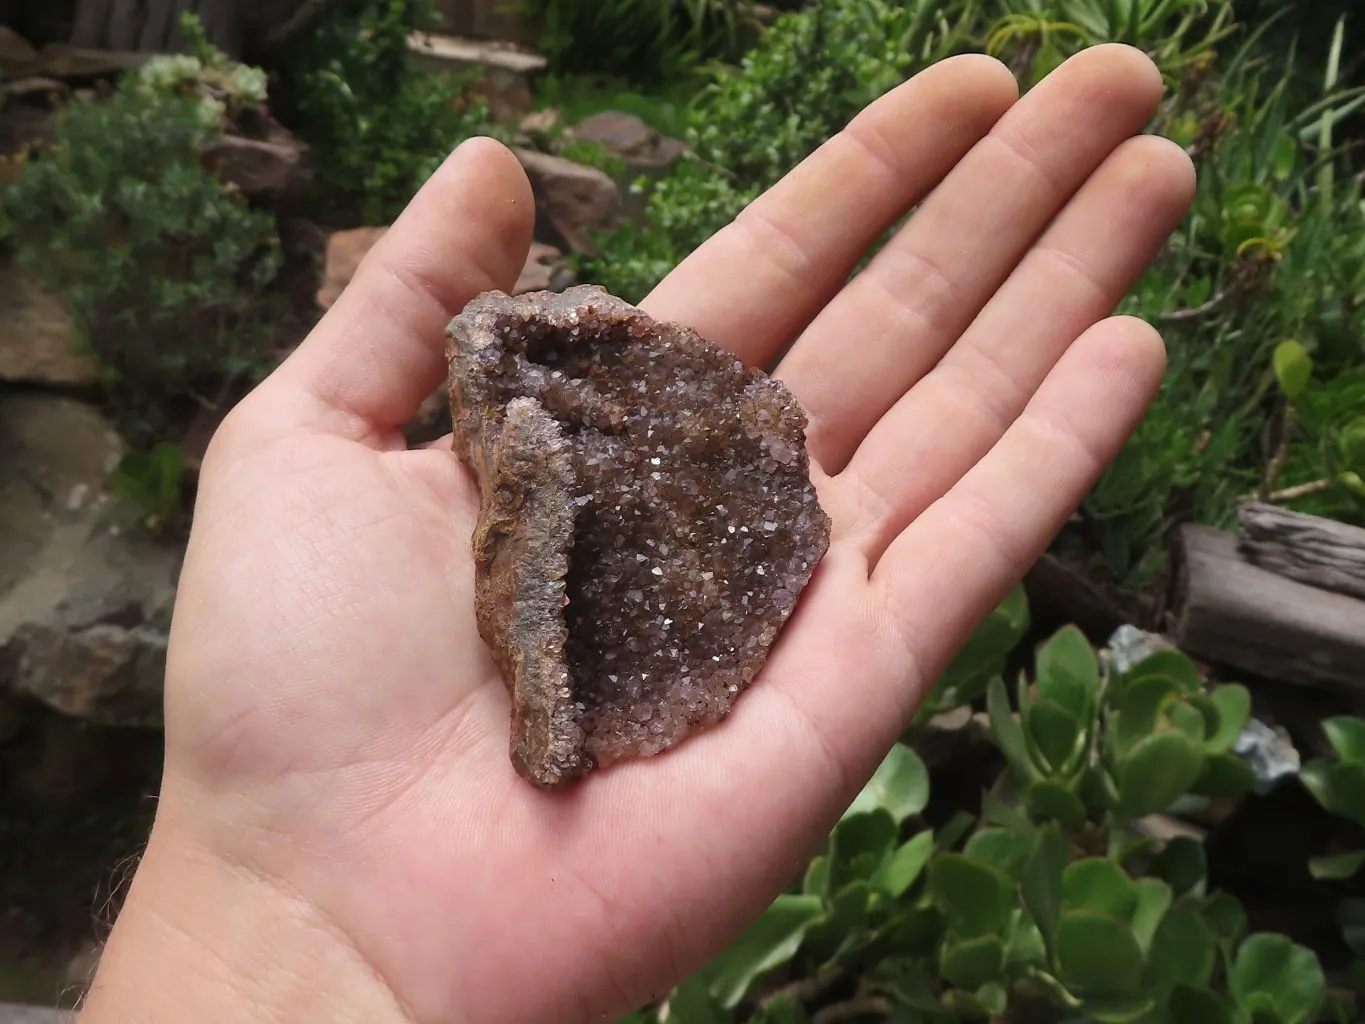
[446,285,831,789]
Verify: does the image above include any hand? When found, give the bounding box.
[81,44,1193,1024]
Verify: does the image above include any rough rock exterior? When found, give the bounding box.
[447,285,830,788]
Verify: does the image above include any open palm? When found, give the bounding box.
[94,45,1194,1024]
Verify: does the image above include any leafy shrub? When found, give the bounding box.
[269,0,502,225]
[523,0,760,87]
[579,0,979,302]
[625,598,1353,1023]
[0,21,283,441]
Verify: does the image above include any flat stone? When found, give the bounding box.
[204,121,309,201]
[0,393,178,728]
[0,267,95,387]
[567,110,687,168]
[514,148,622,255]
[447,285,830,788]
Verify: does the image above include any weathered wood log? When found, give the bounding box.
[1238,501,1365,602]
[1173,524,1365,693]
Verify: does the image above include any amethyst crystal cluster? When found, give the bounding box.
[446,285,830,789]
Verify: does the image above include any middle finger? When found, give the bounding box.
[776,44,1165,473]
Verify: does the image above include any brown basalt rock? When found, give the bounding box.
[447,285,831,789]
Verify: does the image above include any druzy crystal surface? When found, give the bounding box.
[446,285,831,789]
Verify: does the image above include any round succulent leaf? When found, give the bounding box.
[940,934,1006,992]
[1152,837,1207,897]
[1206,685,1252,753]
[1322,716,1365,764]
[1027,697,1085,776]
[1169,984,1237,1024]
[1307,850,1365,881]
[1146,906,1215,992]
[844,743,929,824]
[974,982,1009,1016]
[874,830,935,897]
[1190,751,1257,799]
[1027,778,1089,829]
[1201,893,1248,946]
[964,826,1034,881]
[1054,909,1145,995]
[988,675,1040,783]
[829,811,898,891]
[1301,761,1365,827]
[1166,701,1207,745]
[1035,625,1101,718]
[1117,731,1205,819]
[1122,651,1206,695]
[1062,859,1140,918]
[1022,824,1067,946]
[1273,339,1314,399]
[929,584,1029,711]
[706,893,825,1008]
[1129,878,1173,954]
[1114,676,1183,753]
[928,853,1016,938]
[1230,933,1326,1024]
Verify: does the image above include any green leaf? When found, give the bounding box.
[1146,906,1215,991]
[1206,685,1251,753]
[1230,934,1326,1024]
[1077,993,1155,1023]
[1117,731,1205,818]
[1152,837,1206,897]
[1336,898,1365,957]
[707,895,824,1008]
[988,675,1038,782]
[1130,878,1173,953]
[667,975,734,1024]
[845,744,929,824]
[1323,716,1365,764]
[928,854,1016,939]
[1122,651,1205,695]
[748,992,807,1024]
[963,827,1033,880]
[1036,625,1101,719]
[802,855,829,898]
[1062,859,1139,918]
[829,811,897,891]
[928,584,1030,710]
[1169,984,1237,1024]
[1308,850,1365,881]
[1202,893,1248,946]
[974,982,1008,1016]
[1273,340,1314,399]
[1054,909,1145,994]
[1022,823,1067,948]
[1026,779,1089,829]
[1167,701,1208,745]
[940,934,1005,991]
[1192,751,1257,799]
[1028,698,1085,776]
[874,831,934,897]
[1112,675,1182,754]
[1301,761,1365,827]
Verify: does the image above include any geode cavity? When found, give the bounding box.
[446,285,831,789]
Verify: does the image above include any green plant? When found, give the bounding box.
[107,442,188,535]
[523,0,758,87]
[0,21,283,443]
[580,0,981,302]
[616,607,1335,1023]
[269,0,502,225]
[1302,717,1365,882]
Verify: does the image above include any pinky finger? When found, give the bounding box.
[870,315,1166,684]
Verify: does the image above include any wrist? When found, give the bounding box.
[78,801,416,1024]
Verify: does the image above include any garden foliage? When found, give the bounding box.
[0,17,282,436]
[628,590,1362,1023]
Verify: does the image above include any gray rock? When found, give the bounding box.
[0,393,178,728]
[0,1005,72,1023]
[514,148,622,255]
[566,110,687,169]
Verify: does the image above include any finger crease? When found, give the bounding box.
[732,204,818,290]
[862,241,962,342]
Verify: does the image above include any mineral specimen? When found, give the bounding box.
[446,285,831,789]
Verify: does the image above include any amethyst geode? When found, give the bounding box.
[446,285,830,789]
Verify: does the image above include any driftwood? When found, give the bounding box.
[1172,524,1365,693]
[1238,501,1365,601]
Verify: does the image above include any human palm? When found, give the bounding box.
[103,47,1194,1024]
